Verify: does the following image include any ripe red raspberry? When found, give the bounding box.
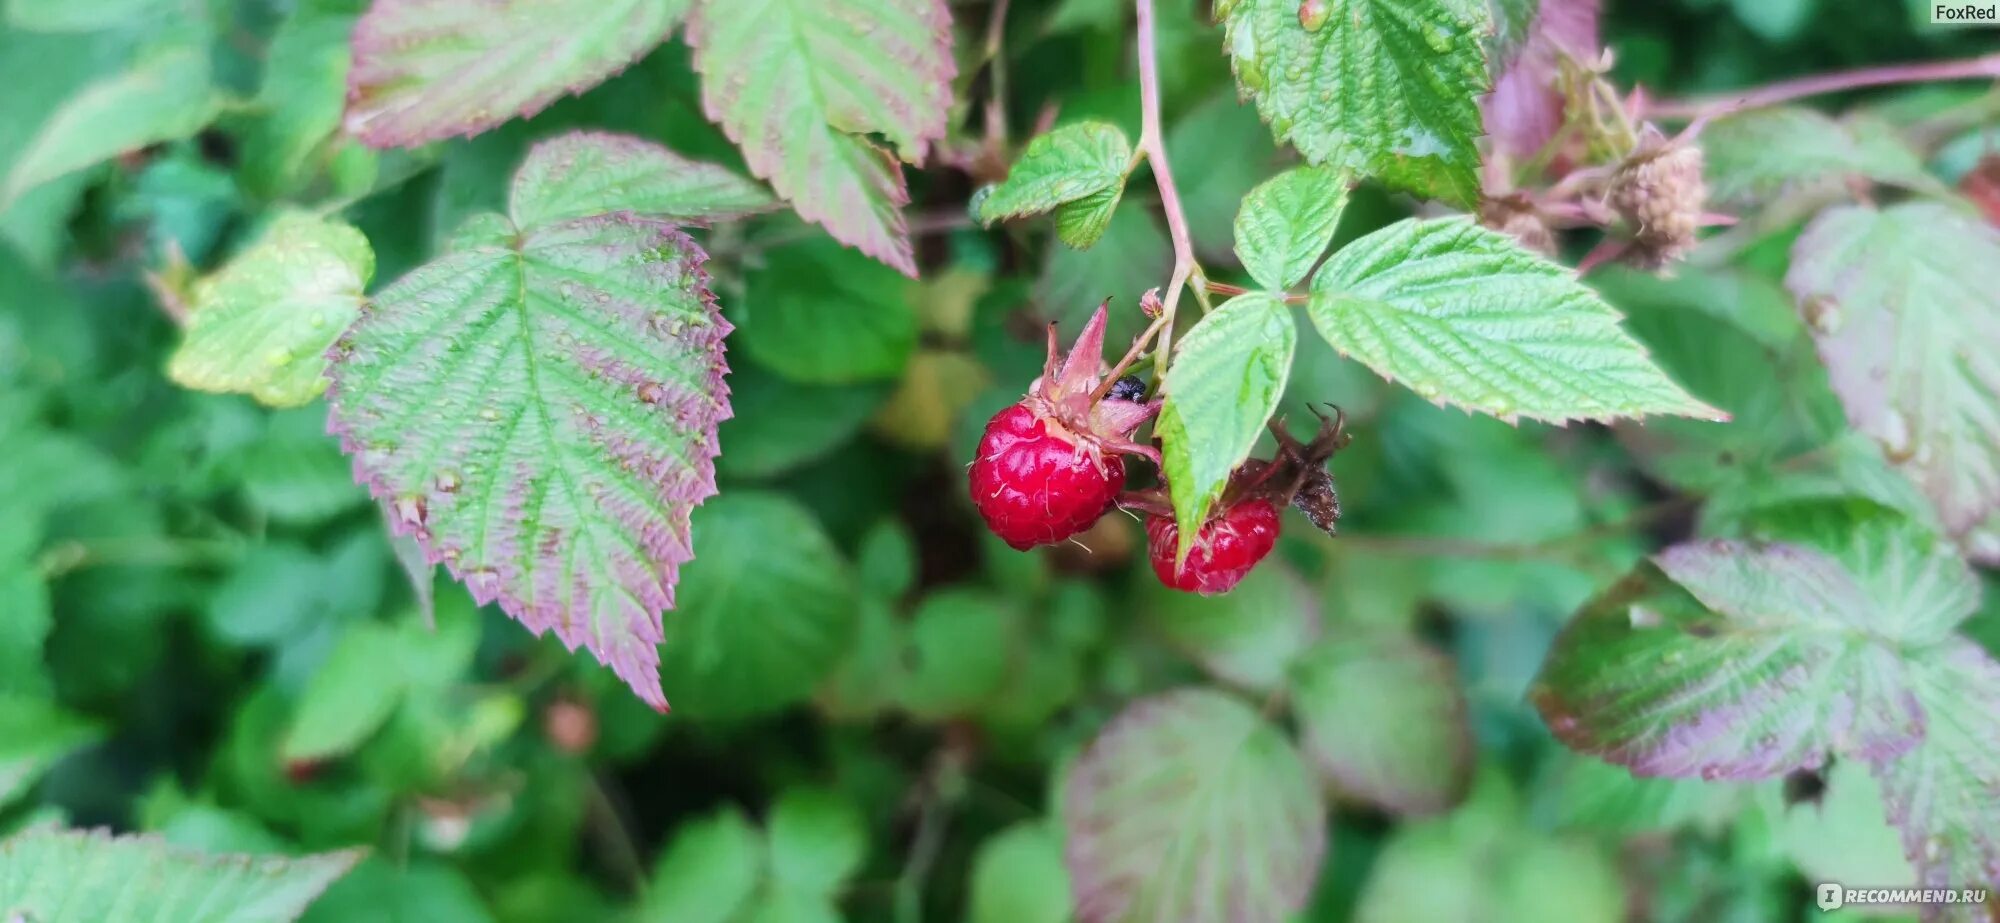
[969,304,1160,549]
[1145,499,1281,595]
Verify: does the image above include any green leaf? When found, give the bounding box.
[1167,92,1280,261]
[0,695,100,811]
[168,212,374,407]
[1287,631,1474,815]
[326,133,732,711]
[715,364,888,480]
[1308,218,1722,423]
[237,407,368,526]
[1781,760,1918,894]
[1053,185,1125,250]
[738,239,918,384]
[657,492,858,718]
[3,44,219,206]
[5,0,179,31]
[1061,688,1324,923]
[280,622,404,763]
[1702,108,1940,208]
[301,859,493,923]
[1532,507,1979,779]
[1217,0,1490,206]
[1786,202,2000,536]
[0,566,53,698]
[0,826,362,923]
[1146,561,1319,692]
[1354,768,1627,923]
[239,0,361,198]
[343,0,685,147]
[968,822,1072,923]
[766,788,866,895]
[1158,293,1295,557]
[644,808,764,923]
[976,121,1132,242]
[1872,641,2000,914]
[1038,205,1171,348]
[508,131,774,229]
[687,0,955,275]
[854,519,917,600]
[896,589,1012,719]
[1232,166,1347,291]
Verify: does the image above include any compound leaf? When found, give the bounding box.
[343,0,685,147]
[688,0,954,275]
[0,827,362,923]
[326,138,731,711]
[1158,293,1295,559]
[1308,218,1722,424]
[1217,0,1490,206]
[168,212,374,407]
[1062,688,1324,923]
[1786,202,2000,536]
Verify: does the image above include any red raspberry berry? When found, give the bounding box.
[971,404,1124,550]
[968,303,1161,549]
[1145,499,1281,595]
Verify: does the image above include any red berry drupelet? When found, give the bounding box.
[970,305,1160,550]
[1145,499,1281,595]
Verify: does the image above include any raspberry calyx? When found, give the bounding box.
[969,303,1162,550]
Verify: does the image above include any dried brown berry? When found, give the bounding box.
[1609,126,1707,270]
[1478,193,1557,256]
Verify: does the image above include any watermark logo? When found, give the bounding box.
[1814,884,1992,912]
[1931,2,2000,25]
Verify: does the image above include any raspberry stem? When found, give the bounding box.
[1134,0,1200,387]
[1646,52,2000,121]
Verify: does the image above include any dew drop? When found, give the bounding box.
[480,407,500,421]
[1297,0,1329,32]
[1237,57,1267,91]
[1414,381,1441,400]
[1421,23,1453,54]
[266,347,292,367]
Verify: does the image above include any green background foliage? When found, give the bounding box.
[3,0,1999,920]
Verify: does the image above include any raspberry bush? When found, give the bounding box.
[4,0,2000,919]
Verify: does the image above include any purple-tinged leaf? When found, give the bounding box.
[1288,631,1474,816]
[686,0,955,276]
[1870,640,2000,922]
[1483,0,1599,160]
[326,156,730,708]
[343,0,687,148]
[509,132,776,229]
[1786,202,2000,537]
[1061,688,1323,923]
[1532,542,1928,780]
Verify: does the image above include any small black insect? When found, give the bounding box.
[1107,375,1148,402]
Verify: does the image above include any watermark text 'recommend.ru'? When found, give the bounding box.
[1816,884,1992,912]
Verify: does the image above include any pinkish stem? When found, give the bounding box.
[1648,53,2000,121]
[1135,0,1197,375]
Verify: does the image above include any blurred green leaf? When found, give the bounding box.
[1288,630,1473,815]
[1702,107,1939,208]
[740,239,918,384]
[1146,560,1318,692]
[967,821,1072,923]
[302,858,493,923]
[643,807,763,923]
[280,622,404,763]
[855,519,918,600]
[898,589,1013,719]
[1166,92,1279,261]
[3,43,219,207]
[659,492,858,718]
[1061,688,1324,923]
[766,787,865,895]
[0,696,100,811]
